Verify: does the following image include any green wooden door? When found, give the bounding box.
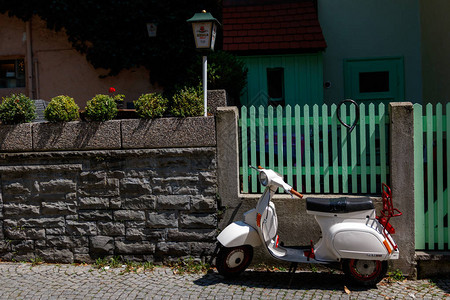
[239,53,324,107]
[344,57,405,104]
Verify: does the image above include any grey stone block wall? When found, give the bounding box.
[0,147,217,264]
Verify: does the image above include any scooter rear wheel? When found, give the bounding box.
[216,245,253,278]
[342,259,388,286]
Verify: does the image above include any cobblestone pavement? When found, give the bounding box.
[0,262,449,299]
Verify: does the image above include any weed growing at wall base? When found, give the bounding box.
[169,257,212,275]
[29,257,43,267]
[93,256,122,270]
[92,256,156,273]
[387,269,405,282]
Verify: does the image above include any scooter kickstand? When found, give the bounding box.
[288,262,298,288]
[288,262,298,274]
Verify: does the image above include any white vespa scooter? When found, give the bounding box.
[216,166,402,286]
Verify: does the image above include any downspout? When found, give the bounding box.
[25,20,34,98]
[34,59,40,99]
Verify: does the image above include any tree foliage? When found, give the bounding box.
[0,0,221,91]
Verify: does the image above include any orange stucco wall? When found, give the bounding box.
[0,14,158,108]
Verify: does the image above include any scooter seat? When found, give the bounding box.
[306,197,374,213]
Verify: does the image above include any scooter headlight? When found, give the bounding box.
[259,171,269,186]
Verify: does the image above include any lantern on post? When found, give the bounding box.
[187,10,221,116]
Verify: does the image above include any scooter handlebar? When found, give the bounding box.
[290,188,303,199]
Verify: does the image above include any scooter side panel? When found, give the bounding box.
[261,202,278,243]
[246,204,278,243]
[217,221,262,248]
[331,224,389,260]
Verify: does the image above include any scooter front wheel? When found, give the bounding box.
[342,259,388,286]
[216,245,253,278]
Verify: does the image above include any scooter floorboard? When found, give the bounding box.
[267,244,327,264]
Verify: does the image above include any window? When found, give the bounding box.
[359,71,389,93]
[344,57,404,102]
[0,59,25,89]
[267,67,285,106]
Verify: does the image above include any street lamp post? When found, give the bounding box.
[187,10,221,117]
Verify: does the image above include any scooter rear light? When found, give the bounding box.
[275,235,279,248]
[304,240,315,260]
[377,217,396,234]
[384,222,395,234]
[256,213,262,227]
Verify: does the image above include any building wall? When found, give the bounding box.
[420,0,450,105]
[318,0,422,104]
[0,15,26,56]
[0,14,157,108]
[240,53,324,107]
[0,14,27,97]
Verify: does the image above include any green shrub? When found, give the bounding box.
[170,86,204,117]
[186,51,248,103]
[44,95,79,122]
[85,94,118,121]
[112,93,125,109]
[134,93,168,119]
[0,93,36,124]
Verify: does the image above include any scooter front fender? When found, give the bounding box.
[217,221,262,248]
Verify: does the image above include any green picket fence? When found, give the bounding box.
[239,103,390,194]
[414,103,449,250]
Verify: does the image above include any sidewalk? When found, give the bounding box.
[0,262,448,299]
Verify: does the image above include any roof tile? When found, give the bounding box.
[223,1,326,52]
[249,43,260,50]
[238,44,249,51]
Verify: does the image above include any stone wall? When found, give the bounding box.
[0,90,226,264]
[0,98,420,276]
[0,148,217,264]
